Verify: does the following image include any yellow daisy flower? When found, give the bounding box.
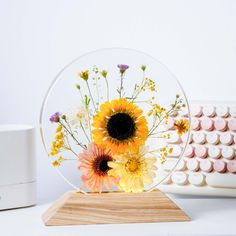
[92,98,148,154]
[108,146,157,193]
[174,118,190,136]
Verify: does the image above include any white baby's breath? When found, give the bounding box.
[66,106,91,129]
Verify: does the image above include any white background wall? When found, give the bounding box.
[0,0,236,203]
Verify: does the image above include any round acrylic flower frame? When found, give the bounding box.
[40,48,191,193]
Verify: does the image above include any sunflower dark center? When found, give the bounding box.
[99,159,110,172]
[107,112,135,140]
[94,155,112,175]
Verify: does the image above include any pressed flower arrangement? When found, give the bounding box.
[40,49,190,194]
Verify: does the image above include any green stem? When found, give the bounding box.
[105,77,109,101]
[148,115,158,135]
[133,100,151,104]
[62,146,78,158]
[148,149,160,154]
[130,83,145,102]
[118,73,124,98]
[80,121,91,142]
[149,130,170,136]
[86,81,97,111]
[95,75,100,110]
[87,113,92,140]
[148,118,164,136]
[78,85,92,140]
[128,71,146,102]
[59,121,86,150]
[78,89,84,104]
[148,136,167,139]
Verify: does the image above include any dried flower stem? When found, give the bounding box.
[149,130,170,136]
[59,121,86,150]
[86,81,97,111]
[95,75,100,110]
[77,84,93,140]
[134,100,150,103]
[80,121,91,142]
[105,77,109,101]
[78,89,84,104]
[118,74,124,98]
[62,146,78,158]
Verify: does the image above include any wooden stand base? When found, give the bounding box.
[42,190,190,226]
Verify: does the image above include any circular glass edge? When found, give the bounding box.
[39,47,192,192]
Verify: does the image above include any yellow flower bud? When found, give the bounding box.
[58,156,64,161]
[52,160,60,167]
[78,70,89,81]
[55,132,64,140]
[56,125,62,133]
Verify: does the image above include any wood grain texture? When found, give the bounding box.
[42,190,190,226]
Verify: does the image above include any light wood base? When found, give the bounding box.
[42,190,190,226]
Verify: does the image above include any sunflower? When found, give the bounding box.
[174,118,190,136]
[92,98,148,154]
[108,146,157,193]
[78,143,118,192]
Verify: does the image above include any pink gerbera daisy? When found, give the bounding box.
[78,143,118,192]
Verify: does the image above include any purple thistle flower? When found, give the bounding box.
[117,64,129,74]
[50,112,61,123]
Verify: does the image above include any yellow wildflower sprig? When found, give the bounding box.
[52,156,78,167]
[128,66,157,102]
[147,103,166,117]
[160,146,173,164]
[149,146,173,164]
[49,124,64,156]
[147,103,168,136]
[169,94,186,116]
[49,123,81,167]
[148,94,186,137]
[49,123,80,158]
[143,77,157,92]
[52,156,64,167]
[148,131,171,140]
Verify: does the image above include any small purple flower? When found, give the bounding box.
[50,112,61,123]
[117,64,129,74]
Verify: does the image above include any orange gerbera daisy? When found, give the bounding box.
[92,98,148,154]
[78,143,118,192]
[174,118,190,136]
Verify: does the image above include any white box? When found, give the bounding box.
[0,125,36,210]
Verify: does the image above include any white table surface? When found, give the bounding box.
[1,196,236,236]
